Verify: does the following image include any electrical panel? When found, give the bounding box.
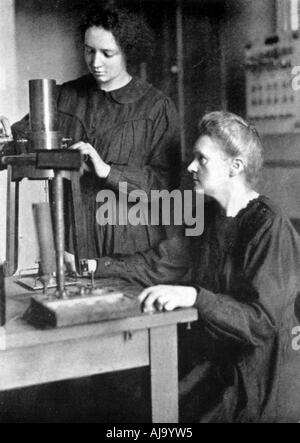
[245,33,300,134]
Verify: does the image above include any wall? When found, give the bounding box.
[0,0,18,264]
[221,0,276,116]
[177,0,277,187]
[220,1,300,219]
[225,0,300,220]
[15,0,86,115]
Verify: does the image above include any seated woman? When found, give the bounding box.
[67,111,300,422]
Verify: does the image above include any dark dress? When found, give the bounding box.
[9,74,181,257]
[95,195,300,422]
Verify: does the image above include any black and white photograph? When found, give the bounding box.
[0,0,300,425]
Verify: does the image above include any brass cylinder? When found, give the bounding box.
[29,79,57,133]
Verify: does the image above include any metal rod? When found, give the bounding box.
[0,264,5,326]
[6,166,19,276]
[53,170,66,297]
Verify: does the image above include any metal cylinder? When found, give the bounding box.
[32,203,56,276]
[30,131,62,151]
[29,79,57,133]
[53,171,66,297]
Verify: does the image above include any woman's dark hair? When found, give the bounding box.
[80,4,154,65]
[198,111,264,186]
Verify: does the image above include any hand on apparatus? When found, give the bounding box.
[138,285,197,313]
[69,141,111,178]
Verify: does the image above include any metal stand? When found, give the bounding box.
[1,80,82,290]
[53,170,66,298]
[5,168,89,278]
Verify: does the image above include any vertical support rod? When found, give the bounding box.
[176,0,186,162]
[5,165,19,276]
[53,170,66,297]
[0,264,5,326]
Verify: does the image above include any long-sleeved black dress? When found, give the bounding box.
[8,74,181,257]
[94,195,300,422]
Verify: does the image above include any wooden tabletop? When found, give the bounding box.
[0,277,198,351]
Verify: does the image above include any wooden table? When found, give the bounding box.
[0,278,198,422]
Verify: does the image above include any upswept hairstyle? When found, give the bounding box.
[198,111,263,186]
[80,4,154,66]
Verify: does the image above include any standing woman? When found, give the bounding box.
[11,5,181,259]
[59,5,181,258]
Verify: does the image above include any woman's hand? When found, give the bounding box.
[69,141,111,178]
[138,285,197,313]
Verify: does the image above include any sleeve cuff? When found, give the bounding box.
[192,285,219,318]
[104,165,124,190]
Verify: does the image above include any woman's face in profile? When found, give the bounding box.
[188,135,232,197]
[84,25,127,90]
